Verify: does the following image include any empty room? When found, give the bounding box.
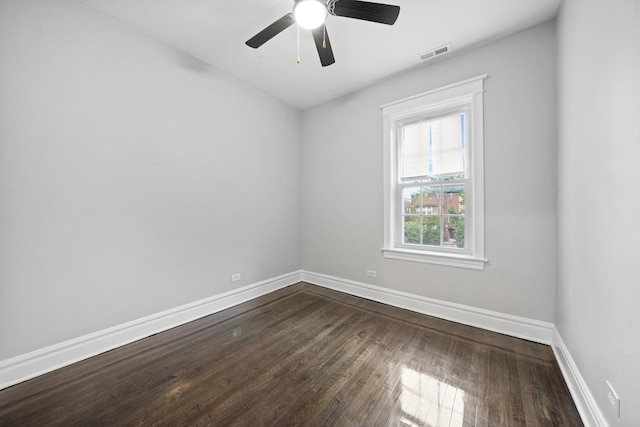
[0,0,638,425]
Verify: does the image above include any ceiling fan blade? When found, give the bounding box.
[332,0,400,25]
[311,26,336,67]
[246,13,296,48]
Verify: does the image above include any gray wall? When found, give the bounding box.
[556,0,640,425]
[301,22,558,322]
[0,0,301,359]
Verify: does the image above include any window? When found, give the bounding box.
[382,75,487,270]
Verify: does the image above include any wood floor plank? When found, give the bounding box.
[0,283,583,426]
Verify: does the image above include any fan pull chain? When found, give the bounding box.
[323,24,326,49]
[296,24,301,63]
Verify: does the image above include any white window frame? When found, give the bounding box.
[382,75,487,270]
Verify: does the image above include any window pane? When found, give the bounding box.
[421,186,441,215]
[402,186,421,214]
[445,215,464,248]
[400,113,465,181]
[403,216,421,244]
[442,184,465,214]
[430,113,464,179]
[400,122,430,178]
[422,216,441,246]
[443,184,465,248]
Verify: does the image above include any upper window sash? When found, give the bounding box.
[397,109,469,183]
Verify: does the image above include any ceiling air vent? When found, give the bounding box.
[419,44,450,62]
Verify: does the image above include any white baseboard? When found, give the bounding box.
[301,270,554,344]
[552,328,608,427]
[0,270,303,391]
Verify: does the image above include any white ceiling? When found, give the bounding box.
[81,0,561,110]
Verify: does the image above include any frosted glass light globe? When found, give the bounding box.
[293,0,327,30]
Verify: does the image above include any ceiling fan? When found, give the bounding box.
[246,0,401,67]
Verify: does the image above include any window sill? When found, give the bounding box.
[382,248,487,270]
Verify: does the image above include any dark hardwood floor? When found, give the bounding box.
[0,283,582,426]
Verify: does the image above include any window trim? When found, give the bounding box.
[381,75,487,270]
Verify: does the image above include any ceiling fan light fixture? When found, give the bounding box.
[246,0,400,67]
[293,0,328,30]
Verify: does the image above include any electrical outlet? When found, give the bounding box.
[367,270,377,278]
[231,273,241,282]
[606,381,620,417]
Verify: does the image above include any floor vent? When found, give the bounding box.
[419,44,450,62]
